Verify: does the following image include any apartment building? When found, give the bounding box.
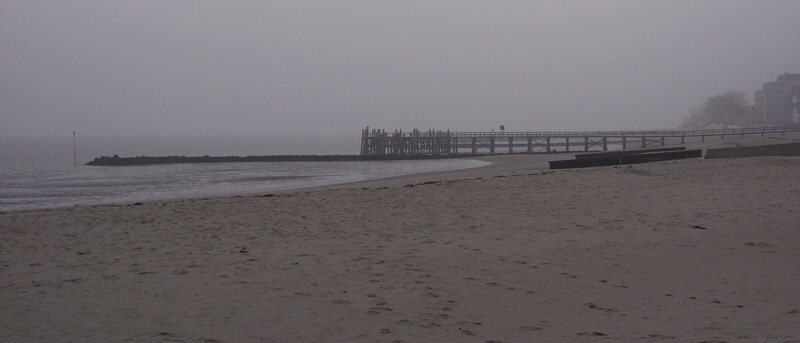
[761,73,800,124]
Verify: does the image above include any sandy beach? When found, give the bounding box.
[2,133,799,342]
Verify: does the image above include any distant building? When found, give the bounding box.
[794,85,800,123]
[761,73,800,125]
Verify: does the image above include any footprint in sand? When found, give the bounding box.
[577,331,606,336]
[518,326,543,331]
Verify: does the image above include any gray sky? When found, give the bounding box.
[2,1,799,137]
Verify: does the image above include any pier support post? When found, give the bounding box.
[641,137,646,149]
[622,137,627,150]
[565,137,570,152]
[603,137,607,151]
[490,137,495,154]
[361,130,367,155]
[509,137,514,153]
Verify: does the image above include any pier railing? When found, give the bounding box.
[360,126,800,155]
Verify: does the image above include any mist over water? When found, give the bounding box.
[0,135,489,211]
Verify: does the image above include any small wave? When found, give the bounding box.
[229,175,317,183]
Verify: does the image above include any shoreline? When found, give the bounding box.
[1,152,560,214]
[8,131,799,213]
[2,157,495,213]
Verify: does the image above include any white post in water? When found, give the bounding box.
[73,131,77,166]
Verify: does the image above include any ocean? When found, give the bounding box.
[0,135,490,211]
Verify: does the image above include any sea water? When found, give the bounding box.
[0,135,490,211]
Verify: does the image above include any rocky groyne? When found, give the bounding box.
[86,154,469,166]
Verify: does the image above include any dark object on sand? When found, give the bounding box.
[704,142,800,159]
[573,147,686,159]
[549,147,702,169]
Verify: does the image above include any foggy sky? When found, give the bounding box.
[2,1,799,138]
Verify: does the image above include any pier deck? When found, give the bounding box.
[360,126,800,155]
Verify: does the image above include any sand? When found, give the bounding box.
[2,132,799,342]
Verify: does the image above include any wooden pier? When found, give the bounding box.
[360,126,800,156]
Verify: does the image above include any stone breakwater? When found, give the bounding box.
[86,154,473,166]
